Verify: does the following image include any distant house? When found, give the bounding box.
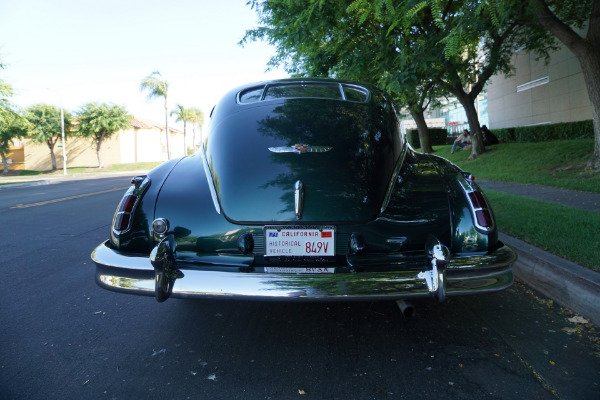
[5,117,184,171]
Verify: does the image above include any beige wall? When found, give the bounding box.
[487,44,592,129]
[119,128,185,162]
[22,135,122,171]
[120,128,166,163]
[7,125,185,171]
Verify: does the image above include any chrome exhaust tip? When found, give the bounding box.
[396,299,416,318]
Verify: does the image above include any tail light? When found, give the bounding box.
[466,190,494,231]
[114,194,138,232]
[112,176,150,235]
[460,172,494,231]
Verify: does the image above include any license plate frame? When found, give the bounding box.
[264,226,336,258]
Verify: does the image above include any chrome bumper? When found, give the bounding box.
[92,241,515,301]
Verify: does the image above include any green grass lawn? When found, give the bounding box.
[485,191,600,272]
[421,139,599,270]
[431,139,599,193]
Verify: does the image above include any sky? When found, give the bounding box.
[0,0,287,132]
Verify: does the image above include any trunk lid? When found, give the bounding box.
[205,99,401,223]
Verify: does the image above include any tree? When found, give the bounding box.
[523,0,600,170]
[25,104,72,170]
[0,60,27,173]
[170,104,192,155]
[243,0,444,153]
[187,107,204,151]
[346,0,555,159]
[140,71,171,159]
[77,102,132,168]
[0,112,29,174]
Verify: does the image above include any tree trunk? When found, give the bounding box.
[192,125,197,153]
[453,92,485,159]
[578,50,600,170]
[1,152,8,174]
[96,133,105,168]
[410,109,434,153]
[47,140,57,170]
[164,99,171,160]
[183,121,187,156]
[531,0,600,170]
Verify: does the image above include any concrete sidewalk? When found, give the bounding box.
[478,179,600,213]
[0,171,145,189]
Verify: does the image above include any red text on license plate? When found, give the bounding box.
[264,227,335,257]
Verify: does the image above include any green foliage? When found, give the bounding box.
[1,111,29,155]
[139,71,168,100]
[170,103,192,136]
[0,59,29,172]
[77,102,132,168]
[25,104,72,146]
[77,103,132,142]
[187,107,204,127]
[493,120,594,143]
[243,0,562,159]
[407,128,447,148]
[0,68,16,129]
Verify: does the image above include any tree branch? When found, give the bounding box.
[529,0,586,55]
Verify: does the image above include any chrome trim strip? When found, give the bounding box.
[112,175,151,237]
[380,145,409,213]
[294,180,305,220]
[458,177,495,232]
[93,241,515,300]
[338,83,346,100]
[201,144,221,214]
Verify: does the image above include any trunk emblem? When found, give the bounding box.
[269,144,332,154]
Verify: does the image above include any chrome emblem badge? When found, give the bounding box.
[268,144,332,154]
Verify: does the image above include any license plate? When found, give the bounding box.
[264,226,335,257]
[264,267,334,274]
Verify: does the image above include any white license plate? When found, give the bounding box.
[264,267,334,274]
[264,227,335,257]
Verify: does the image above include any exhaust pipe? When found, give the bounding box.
[396,299,416,318]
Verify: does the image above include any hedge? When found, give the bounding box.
[407,128,448,149]
[493,120,593,143]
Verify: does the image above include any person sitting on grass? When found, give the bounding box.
[482,125,500,146]
[451,129,472,154]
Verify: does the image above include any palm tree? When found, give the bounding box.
[188,107,204,151]
[140,71,171,159]
[170,104,192,155]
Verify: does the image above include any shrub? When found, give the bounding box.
[492,120,593,143]
[407,128,449,148]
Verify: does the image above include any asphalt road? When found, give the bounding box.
[0,176,598,400]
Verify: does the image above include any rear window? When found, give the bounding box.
[239,87,264,103]
[264,84,343,100]
[237,82,369,104]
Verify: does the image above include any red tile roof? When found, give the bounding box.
[131,117,182,133]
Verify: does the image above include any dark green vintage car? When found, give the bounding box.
[92,78,516,305]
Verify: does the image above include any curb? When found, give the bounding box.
[0,171,147,189]
[500,232,600,326]
[0,180,53,190]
